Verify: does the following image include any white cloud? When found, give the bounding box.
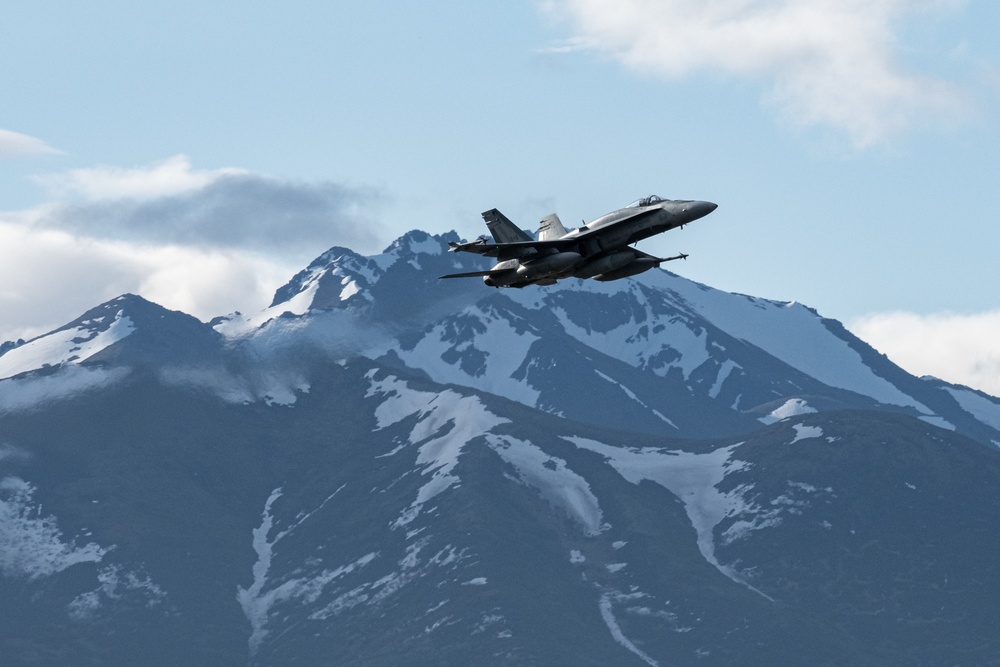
[33,154,246,200]
[848,310,1000,398]
[0,219,297,343]
[543,0,970,147]
[0,129,63,158]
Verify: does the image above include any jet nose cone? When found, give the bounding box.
[688,200,718,220]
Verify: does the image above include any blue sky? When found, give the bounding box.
[2,1,999,393]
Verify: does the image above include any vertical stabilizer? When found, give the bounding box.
[537,214,567,241]
[482,209,533,243]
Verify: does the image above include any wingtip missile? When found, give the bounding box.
[448,236,489,253]
[654,252,689,264]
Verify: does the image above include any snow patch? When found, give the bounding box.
[311,537,468,620]
[544,285,710,381]
[238,485,365,656]
[408,236,444,256]
[67,564,167,620]
[366,374,508,526]
[566,436,772,600]
[946,387,1000,432]
[599,591,659,666]
[759,398,817,425]
[919,415,956,431]
[709,360,740,399]
[487,435,606,536]
[372,305,541,407]
[790,424,824,443]
[0,476,108,580]
[594,370,677,429]
[339,275,361,301]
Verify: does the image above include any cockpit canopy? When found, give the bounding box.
[626,195,670,208]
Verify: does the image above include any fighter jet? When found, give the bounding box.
[440,195,717,287]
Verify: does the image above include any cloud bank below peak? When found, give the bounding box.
[543,0,971,147]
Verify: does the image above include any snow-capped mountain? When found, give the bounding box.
[3,230,1000,665]
[203,229,1000,446]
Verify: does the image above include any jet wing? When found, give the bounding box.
[447,238,572,261]
[439,268,512,279]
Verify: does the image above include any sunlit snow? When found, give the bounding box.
[373,304,541,407]
[0,311,134,379]
[340,278,360,300]
[214,280,320,337]
[759,398,818,425]
[640,271,931,412]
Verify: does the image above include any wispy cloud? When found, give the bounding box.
[0,129,63,158]
[848,310,1000,397]
[34,154,246,200]
[542,0,971,147]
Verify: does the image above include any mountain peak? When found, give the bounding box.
[380,229,459,257]
[0,294,217,380]
[267,230,464,314]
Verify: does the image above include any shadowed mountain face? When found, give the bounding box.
[3,231,1000,665]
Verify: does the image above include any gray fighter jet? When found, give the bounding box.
[440,195,717,287]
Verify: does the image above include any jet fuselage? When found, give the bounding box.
[441,195,717,288]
